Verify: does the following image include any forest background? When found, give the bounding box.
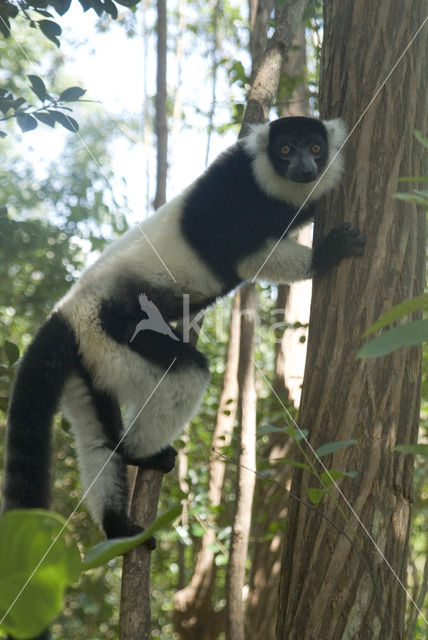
[0,0,427,639]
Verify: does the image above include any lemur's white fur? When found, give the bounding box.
[5,116,353,537]
[243,118,347,207]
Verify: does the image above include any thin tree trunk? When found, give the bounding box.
[277,3,427,639]
[119,470,164,640]
[154,0,168,210]
[173,293,241,640]
[120,2,169,635]
[226,283,258,640]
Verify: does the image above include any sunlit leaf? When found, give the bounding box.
[0,510,81,638]
[395,444,428,458]
[363,294,428,337]
[357,319,428,359]
[82,505,181,571]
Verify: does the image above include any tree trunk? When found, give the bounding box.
[173,293,241,640]
[226,283,258,640]
[245,24,309,639]
[119,470,164,640]
[119,2,169,635]
[277,3,427,639]
[154,0,168,210]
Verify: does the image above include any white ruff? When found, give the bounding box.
[243,118,347,206]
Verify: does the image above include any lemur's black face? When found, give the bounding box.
[267,117,329,183]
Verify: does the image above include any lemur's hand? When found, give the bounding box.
[312,223,366,274]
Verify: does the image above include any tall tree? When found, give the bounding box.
[277,2,427,639]
[119,1,169,636]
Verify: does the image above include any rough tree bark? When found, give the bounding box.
[277,3,427,639]
[119,471,163,640]
[245,24,309,640]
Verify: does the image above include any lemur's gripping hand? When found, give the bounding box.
[312,223,366,274]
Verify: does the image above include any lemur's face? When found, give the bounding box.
[267,117,329,183]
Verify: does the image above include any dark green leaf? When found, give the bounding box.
[11,97,26,110]
[49,0,72,15]
[0,17,11,38]
[50,110,79,132]
[103,0,118,19]
[16,113,38,132]
[28,75,48,101]
[35,111,57,127]
[315,439,357,458]
[38,19,61,46]
[4,341,19,365]
[58,86,86,102]
[0,2,19,18]
[357,319,428,359]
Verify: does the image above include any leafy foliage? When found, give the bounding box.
[0,508,180,638]
[0,75,87,137]
[0,0,141,43]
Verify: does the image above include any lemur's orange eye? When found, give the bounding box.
[311,144,321,154]
[280,145,290,155]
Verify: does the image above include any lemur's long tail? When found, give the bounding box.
[2,312,78,512]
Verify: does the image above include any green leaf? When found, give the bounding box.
[0,510,81,638]
[58,86,86,102]
[28,75,48,101]
[363,294,428,337]
[320,469,357,485]
[272,458,312,472]
[397,176,428,183]
[393,193,428,206]
[357,319,428,359]
[49,0,72,15]
[16,113,38,132]
[37,19,61,46]
[258,424,284,435]
[35,112,57,127]
[81,505,181,571]
[414,129,428,149]
[306,487,327,505]
[4,341,19,365]
[49,110,79,132]
[395,444,428,458]
[315,439,357,458]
